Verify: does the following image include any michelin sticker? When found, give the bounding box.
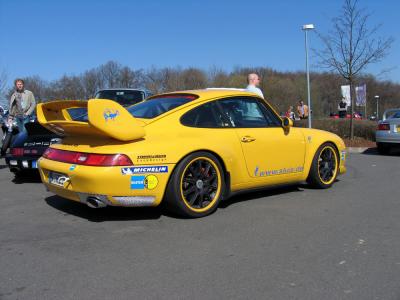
[122,165,168,175]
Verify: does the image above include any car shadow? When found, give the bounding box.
[45,183,338,221]
[362,147,400,156]
[220,184,304,208]
[45,195,165,222]
[12,172,42,184]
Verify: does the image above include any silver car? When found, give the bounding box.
[376,108,400,154]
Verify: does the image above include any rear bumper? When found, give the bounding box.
[38,158,175,207]
[5,155,41,172]
[376,131,400,144]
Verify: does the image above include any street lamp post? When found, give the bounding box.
[302,24,315,128]
[374,95,379,120]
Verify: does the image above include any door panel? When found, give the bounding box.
[235,127,306,181]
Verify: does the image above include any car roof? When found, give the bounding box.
[153,88,263,102]
[96,88,150,93]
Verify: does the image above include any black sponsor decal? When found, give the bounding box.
[137,154,167,162]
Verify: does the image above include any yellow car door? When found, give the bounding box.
[218,97,306,184]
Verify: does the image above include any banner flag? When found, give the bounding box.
[355,84,367,106]
[341,85,351,106]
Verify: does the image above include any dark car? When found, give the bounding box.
[95,89,152,107]
[5,120,60,176]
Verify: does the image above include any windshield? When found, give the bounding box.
[127,94,198,119]
[388,111,400,119]
[95,90,145,106]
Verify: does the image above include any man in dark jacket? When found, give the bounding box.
[338,97,347,118]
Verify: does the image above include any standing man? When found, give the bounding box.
[338,97,348,118]
[245,73,264,98]
[9,78,36,133]
[297,100,309,119]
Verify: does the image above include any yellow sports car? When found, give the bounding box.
[37,89,346,218]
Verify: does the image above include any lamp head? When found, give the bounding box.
[302,24,315,30]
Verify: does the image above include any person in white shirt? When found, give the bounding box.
[245,73,264,98]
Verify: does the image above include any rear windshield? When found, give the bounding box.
[95,90,145,106]
[127,94,198,119]
[388,111,400,119]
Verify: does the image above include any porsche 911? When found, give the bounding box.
[37,89,346,217]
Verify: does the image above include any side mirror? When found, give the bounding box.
[282,117,293,129]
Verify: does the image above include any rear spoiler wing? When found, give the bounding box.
[36,99,145,141]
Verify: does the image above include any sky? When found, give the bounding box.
[1,0,399,86]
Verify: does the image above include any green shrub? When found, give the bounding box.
[293,118,376,141]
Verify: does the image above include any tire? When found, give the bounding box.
[376,142,390,155]
[164,152,225,218]
[1,132,12,156]
[307,143,339,189]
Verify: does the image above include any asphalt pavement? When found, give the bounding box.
[0,149,399,300]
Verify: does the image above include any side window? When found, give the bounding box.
[256,100,282,127]
[181,102,231,128]
[218,97,281,128]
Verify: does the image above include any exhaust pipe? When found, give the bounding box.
[86,196,107,208]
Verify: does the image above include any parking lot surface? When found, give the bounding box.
[0,150,399,300]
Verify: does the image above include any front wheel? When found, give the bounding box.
[164,152,225,218]
[307,143,339,189]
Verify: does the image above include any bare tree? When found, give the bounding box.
[316,0,393,139]
[21,75,48,102]
[99,61,121,88]
[81,69,101,99]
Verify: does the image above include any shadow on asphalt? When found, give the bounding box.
[220,185,304,208]
[361,147,400,156]
[45,195,165,222]
[11,171,42,184]
[45,184,308,221]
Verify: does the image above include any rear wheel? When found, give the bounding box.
[164,152,225,218]
[376,142,390,155]
[1,132,12,156]
[307,143,339,189]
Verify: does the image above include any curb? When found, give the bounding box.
[346,147,370,153]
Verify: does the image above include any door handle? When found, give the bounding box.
[241,136,256,143]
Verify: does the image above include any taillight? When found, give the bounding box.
[42,148,133,166]
[377,123,390,131]
[11,148,24,156]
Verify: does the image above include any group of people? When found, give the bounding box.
[244,73,310,121]
[285,101,309,121]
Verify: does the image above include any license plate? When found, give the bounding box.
[48,172,69,187]
[32,160,37,168]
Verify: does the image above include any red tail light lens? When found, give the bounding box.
[378,123,390,131]
[42,148,133,166]
[11,148,24,156]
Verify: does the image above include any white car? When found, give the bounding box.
[376,108,400,154]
